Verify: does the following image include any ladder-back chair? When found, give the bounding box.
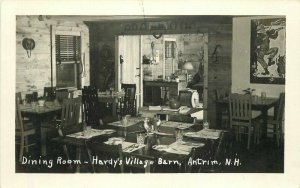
[15,101,36,162]
[44,87,56,101]
[268,93,285,146]
[120,83,136,117]
[82,86,102,126]
[229,93,261,150]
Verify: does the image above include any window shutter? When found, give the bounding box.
[55,35,81,63]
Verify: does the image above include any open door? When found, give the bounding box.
[115,35,143,109]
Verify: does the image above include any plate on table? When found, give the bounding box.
[102,129,116,134]
[184,132,197,137]
[108,137,125,142]
[152,145,168,150]
[180,141,205,147]
[203,129,219,132]
[177,125,189,129]
[107,137,125,144]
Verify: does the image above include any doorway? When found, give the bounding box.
[116,34,208,120]
[115,35,143,110]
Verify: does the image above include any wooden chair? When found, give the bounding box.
[120,83,136,117]
[55,89,70,103]
[56,98,82,136]
[55,98,97,172]
[87,138,155,173]
[229,93,261,150]
[185,146,205,173]
[41,98,81,156]
[44,87,56,101]
[15,101,36,162]
[86,141,124,173]
[215,89,229,129]
[267,93,285,146]
[16,92,23,104]
[82,86,103,126]
[186,131,228,173]
[55,98,83,169]
[25,92,38,103]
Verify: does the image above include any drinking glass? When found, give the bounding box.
[137,133,145,145]
[109,87,114,96]
[22,99,27,105]
[122,116,128,127]
[31,102,37,111]
[203,121,209,129]
[54,99,60,106]
[38,99,45,107]
[253,95,258,104]
[175,129,183,143]
[261,92,267,103]
[86,126,92,135]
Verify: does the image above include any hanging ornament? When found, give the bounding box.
[22,38,35,58]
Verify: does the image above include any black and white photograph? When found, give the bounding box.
[13,14,286,173]
[1,1,300,188]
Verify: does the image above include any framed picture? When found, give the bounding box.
[250,18,286,84]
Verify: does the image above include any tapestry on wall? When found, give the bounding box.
[250,18,286,84]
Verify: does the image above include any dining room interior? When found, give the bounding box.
[15,15,285,173]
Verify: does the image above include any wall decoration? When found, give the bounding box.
[211,44,222,63]
[22,38,35,58]
[123,21,196,34]
[99,44,113,60]
[250,18,286,84]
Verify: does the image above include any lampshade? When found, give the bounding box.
[183,62,194,70]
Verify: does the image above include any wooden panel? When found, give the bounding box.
[208,69,231,83]
[16,26,50,35]
[207,29,232,128]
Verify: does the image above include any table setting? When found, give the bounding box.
[104,137,146,153]
[184,129,222,140]
[160,120,194,129]
[142,117,189,137]
[20,100,61,113]
[108,115,145,128]
[66,129,116,139]
[152,141,205,155]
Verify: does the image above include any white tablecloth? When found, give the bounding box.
[184,129,222,140]
[66,129,116,139]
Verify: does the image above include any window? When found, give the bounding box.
[165,41,176,58]
[55,35,81,88]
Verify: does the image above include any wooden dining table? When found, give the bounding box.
[139,106,203,122]
[52,117,226,173]
[215,96,279,137]
[20,102,62,156]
